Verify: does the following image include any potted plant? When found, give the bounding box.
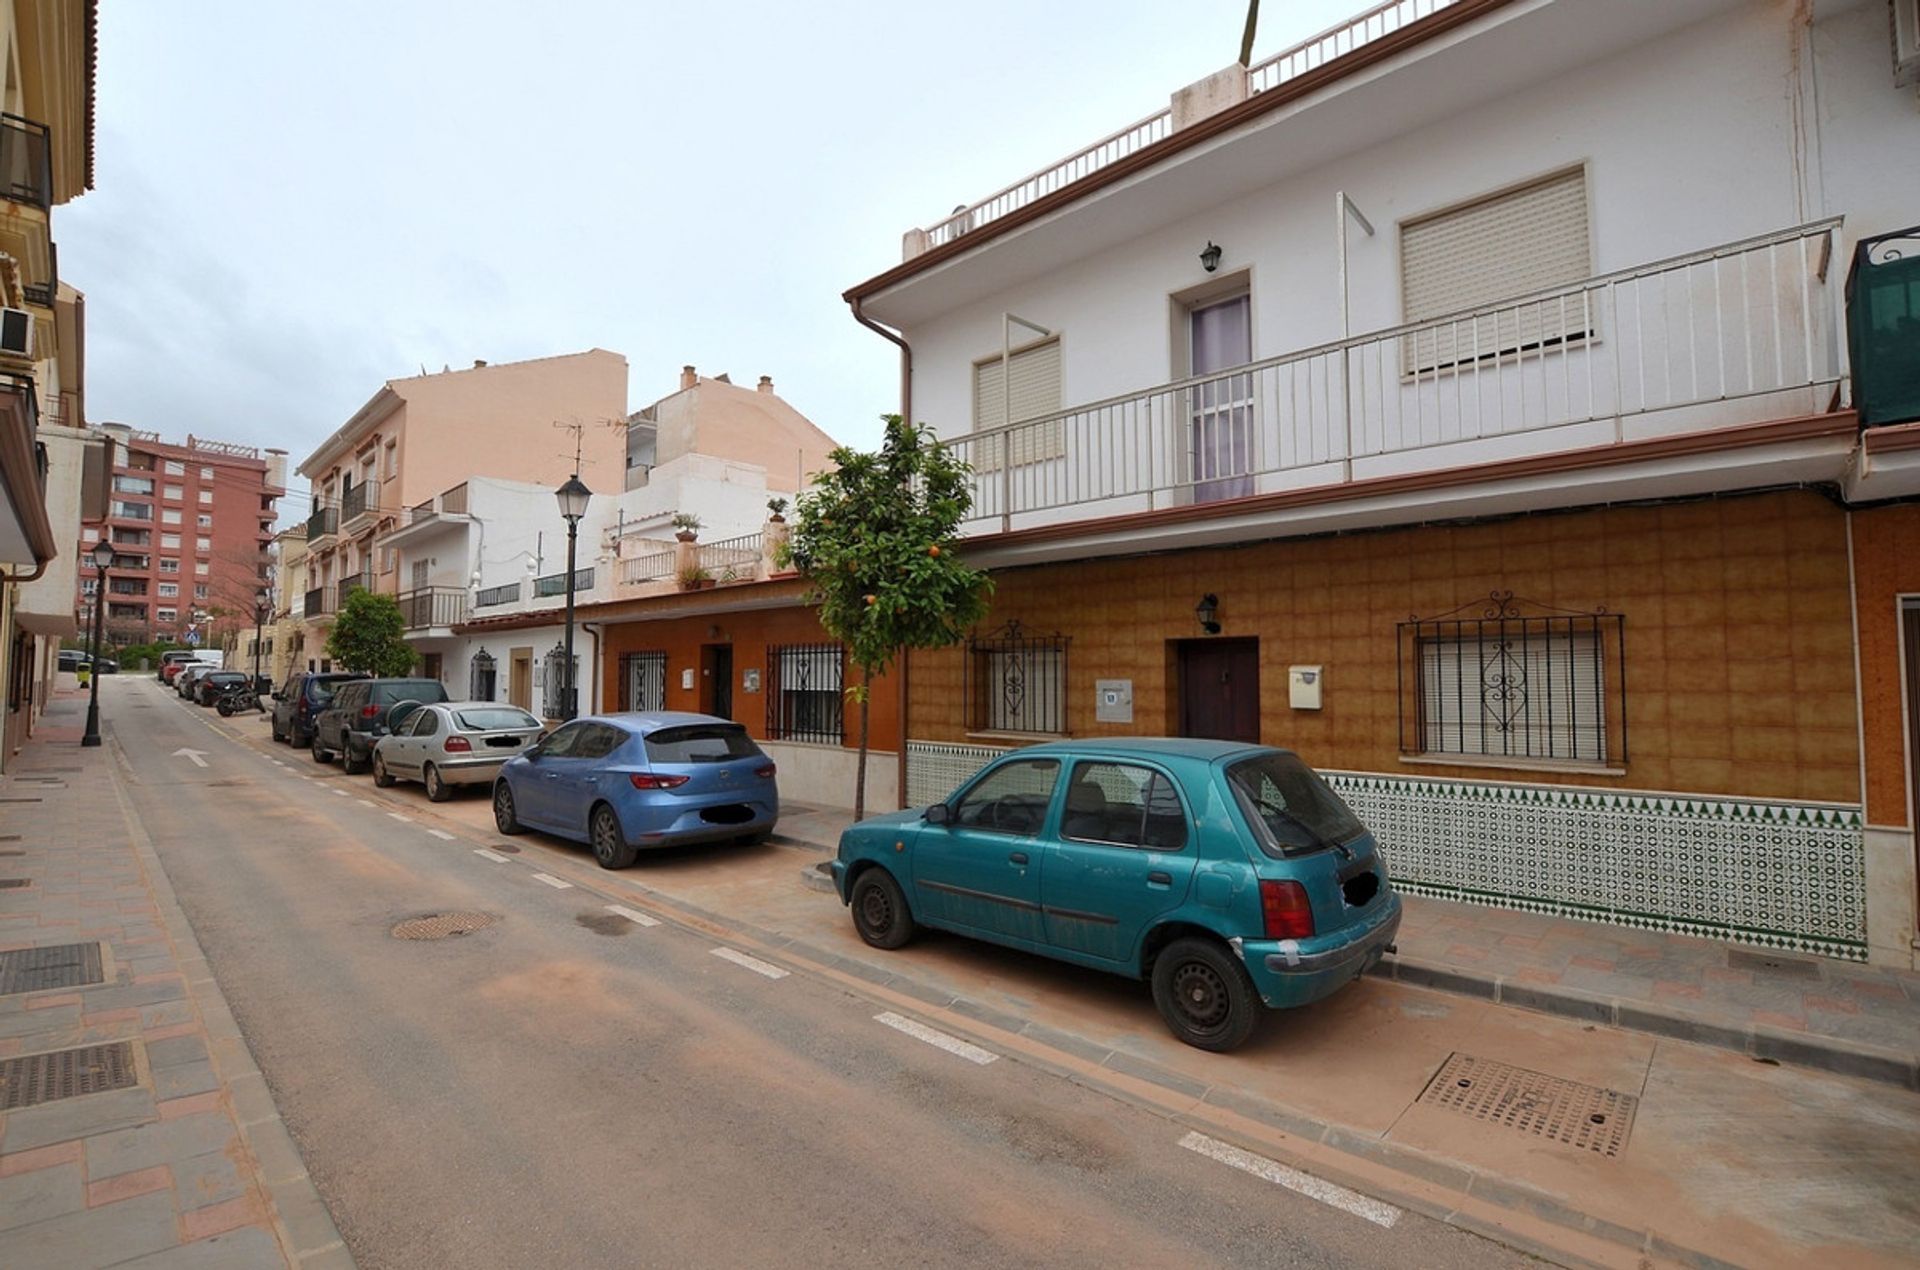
[766,497,789,524]
[677,564,714,590]
[671,512,702,543]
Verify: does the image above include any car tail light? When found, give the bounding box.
[360,704,380,719]
[1259,879,1315,940]
[755,764,776,779]
[444,735,472,753]
[629,772,689,790]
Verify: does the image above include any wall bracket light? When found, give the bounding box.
[1200,241,1224,273]
[1196,593,1221,635]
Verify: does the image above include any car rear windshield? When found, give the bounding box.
[305,679,342,702]
[455,708,539,731]
[207,672,245,683]
[372,682,448,706]
[1225,752,1367,858]
[644,724,759,764]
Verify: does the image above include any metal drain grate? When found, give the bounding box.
[1418,1053,1637,1157]
[0,943,105,995]
[0,1042,139,1110]
[392,912,498,941]
[0,879,29,889]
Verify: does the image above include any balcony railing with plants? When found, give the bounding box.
[944,221,1845,535]
[697,533,763,581]
[397,586,469,630]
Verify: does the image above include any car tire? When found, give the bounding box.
[372,754,395,788]
[311,736,334,765]
[589,804,637,870]
[424,764,451,803]
[493,782,522,835]
[270,718,284,743]
[850,869,916,950]
[1150,936,1261,1053]
[341,740,369,775]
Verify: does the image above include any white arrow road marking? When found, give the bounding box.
[530,872,572,889]
[473,848,511,863]
[427,829,456,841]
[172,748,209,768]
[711,947,788,979]
[873,1012,998,1065]
[1177,1132,1401,1228]
[605,904,660,927]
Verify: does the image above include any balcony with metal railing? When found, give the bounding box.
[0,113,51,212]
[697,533,763,581]
[306,503,338,545]
[397,586,470,631]
[532,567,594,598]
[944,222,1847,537]
[340,482,374,533]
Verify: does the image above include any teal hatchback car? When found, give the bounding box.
[832,739,1400,1051]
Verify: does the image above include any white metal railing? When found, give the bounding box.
[944,221,1844,534]
[619,548,677,585]
[697,533,763,580]
[918,0,1462,253]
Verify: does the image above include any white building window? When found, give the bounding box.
[1400,168,1592,373]
[384,440,398,479]
[157,582,178,598]
[161,533,181,549]
[972,338,1063,470]
[197,536,211,551]
[157,607,177,623]
[164,485,184,501]
[198,488,213,504]
[163,459,185,476]
[161,508,182,525]
[196,514,212,529]
[195,584,209,599]
[195,562,210,576]
[199,466,214,479]
[158,558,179,574]
[82,527,98,542]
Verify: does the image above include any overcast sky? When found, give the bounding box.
[63,0,1364,508]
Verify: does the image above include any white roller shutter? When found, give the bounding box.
[1401,169,1592,372]
[973,339,1063,470]
[1419,631,1607,763]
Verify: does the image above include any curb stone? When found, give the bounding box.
[1369,954,1920,1091]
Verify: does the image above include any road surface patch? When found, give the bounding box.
[473,849,512,863]
[531,872,573,889]
[605,904,660,928]
[1178,1131,1401,1228]
[711,947,788,979]
[873,1012,998,1065]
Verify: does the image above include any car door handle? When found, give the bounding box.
[1009,851,1029,866]
[1147,871,1172,887]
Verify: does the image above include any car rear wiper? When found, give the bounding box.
[1256,797,1351,861]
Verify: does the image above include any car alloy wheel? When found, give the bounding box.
[590,805,637,870]
[372,755,395,788]
[424,764,450,803]
[493,783,520,834]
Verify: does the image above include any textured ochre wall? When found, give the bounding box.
[1849,503,1920,827]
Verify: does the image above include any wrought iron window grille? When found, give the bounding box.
[1398,590,1625,765]
[766,642,845,743]
[540,643,578,721]
[469,648,496,701]
[964,619,1070,736]
[618,650,668,713]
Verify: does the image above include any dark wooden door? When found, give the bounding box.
[1178,638,1260,743]
[702,644,733,719]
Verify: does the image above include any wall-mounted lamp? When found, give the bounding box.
[1199,241,1223,273]
[1195,593,1221,635]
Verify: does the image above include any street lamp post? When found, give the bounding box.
[81,538,114,748]
[252,588,270,689]
[554,474,592,722]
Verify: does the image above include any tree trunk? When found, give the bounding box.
[854,665,873,821]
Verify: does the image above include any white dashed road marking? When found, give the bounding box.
[331,789,350,797]
[711,947,788,979]
[872,1012,998,1065]
[356,800,375,808]
[427,829,456,841]
[605,905,660,927]
[531,872,572,889]
[1177,1132,1401,1228]
[473,848,511,863]
[387,812,412,823]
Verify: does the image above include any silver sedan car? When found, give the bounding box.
[372,701,545,802]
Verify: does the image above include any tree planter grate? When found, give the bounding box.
[0,1042,138,1109]
[0,942,104,995]
[392,912,498,941]
[1417,1052,1636,1157]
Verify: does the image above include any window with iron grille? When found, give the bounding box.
[618,651,667,712]
[469,648,496,701]
[540,643,578,721]
[965,621,1069,736]
[766,643,843,743]
[1398,591,1625,765]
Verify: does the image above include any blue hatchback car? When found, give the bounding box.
[832,738,1400,1051]
[492,712,779,869]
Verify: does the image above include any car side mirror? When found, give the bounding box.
[924,803,951,825]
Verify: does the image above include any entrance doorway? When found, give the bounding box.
[702,644,733,719]
[509,646,533,712]
[422,652,443,683]
[1176,638,1260,743]
[1188,292,1253,503]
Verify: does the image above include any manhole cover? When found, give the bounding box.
[490,842,521,854]
[1418,1053,1637,1157]
[391,912,498,941]
[0,879,29,889]
[1728,948,1819,979]
[0,943,105,995]
[0,1042,138,1110]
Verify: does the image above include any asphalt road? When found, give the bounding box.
[105,675,1527,1269]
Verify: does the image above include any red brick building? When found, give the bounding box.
[78,426,286,647]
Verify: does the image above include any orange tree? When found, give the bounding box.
[325,589,417,677]
[783,416,991,819]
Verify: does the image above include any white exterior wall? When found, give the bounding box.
[901,1,1914,447]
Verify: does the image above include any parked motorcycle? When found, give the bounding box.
[216,682,264,716]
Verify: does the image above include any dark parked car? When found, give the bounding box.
[195,670,250,706]
[831,738,1401,1052]
[176,664,216,699]
[492,712,779,869]
[159,651,197,683]
[270,672,365,747]
[58,650,117,674]
[311,677,450,774]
